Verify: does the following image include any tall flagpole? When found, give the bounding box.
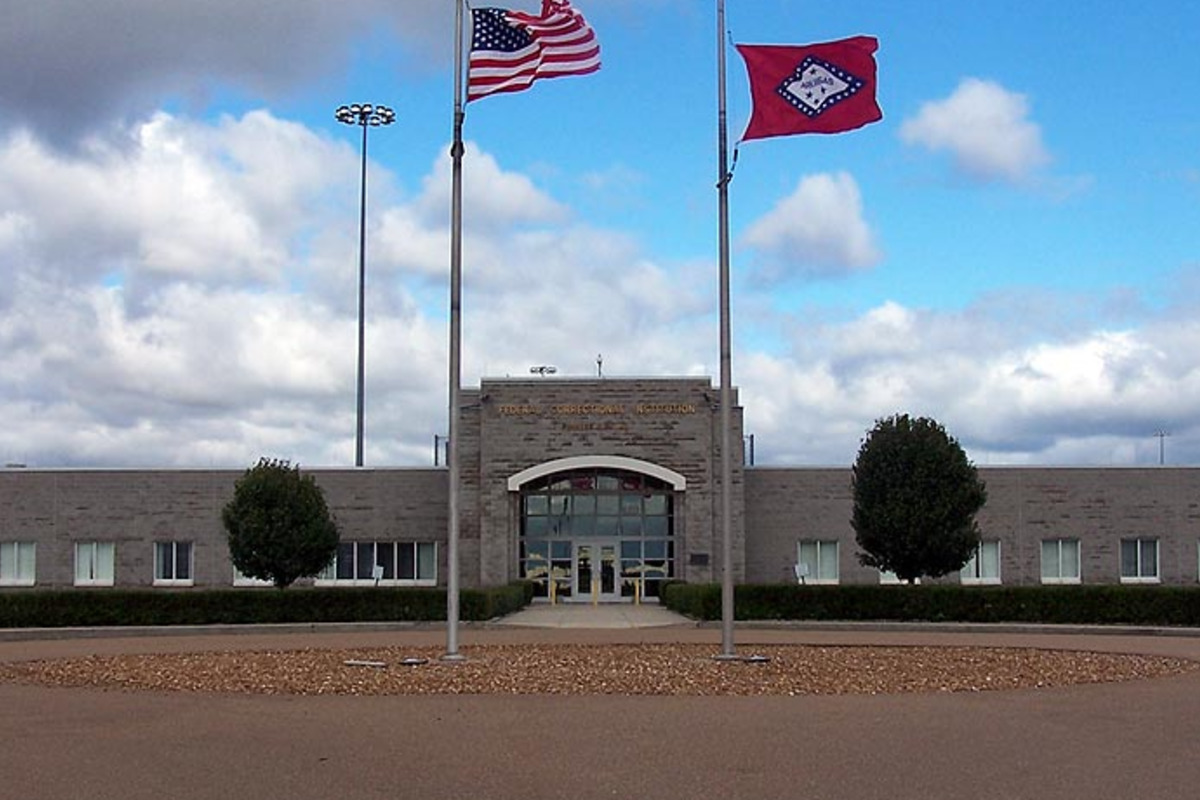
[716,0,736,659]
[444,0,466,661]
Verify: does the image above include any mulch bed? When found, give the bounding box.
[2,643,1196,696]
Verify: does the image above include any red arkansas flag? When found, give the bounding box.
[737,36,882,140]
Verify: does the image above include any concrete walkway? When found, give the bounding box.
[491,601,694,628]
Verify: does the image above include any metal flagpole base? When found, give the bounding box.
[712,653,772,664]
[440,653,467,663]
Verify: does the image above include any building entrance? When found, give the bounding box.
[518,466,677,603]
[574,541,619,602]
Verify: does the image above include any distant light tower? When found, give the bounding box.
[336,103,395,467]
[1154,429,1171,465]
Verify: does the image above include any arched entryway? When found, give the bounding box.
[509,457,684,603]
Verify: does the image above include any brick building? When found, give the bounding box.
[2,377,1198,595]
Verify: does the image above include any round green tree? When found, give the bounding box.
[852,414,987,583]
[222,458,340,589]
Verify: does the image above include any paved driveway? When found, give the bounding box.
[2,624,1198,800]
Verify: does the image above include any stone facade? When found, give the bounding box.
[745,466,1200,586]
[465,378,744,587]
[2,378,1200,593]
[0,469,446,589]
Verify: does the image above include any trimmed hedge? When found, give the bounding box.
[661,583,1200,627]
[0,582,534,629]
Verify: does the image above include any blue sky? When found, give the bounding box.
[1,0,1198,469]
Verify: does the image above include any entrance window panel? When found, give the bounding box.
[550,540,572,598]
[620,494,642,515]
[522,540,549,596]
[643,516,669,537]
[595,516,619,537]
[596,495,619,515]
[573,495,596,515]
[620,516,643,536]
[525,495,548,515]
[644,495,668,516]
[524,516,549,537]
[597,474,620,491]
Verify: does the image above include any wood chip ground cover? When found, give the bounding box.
[2,644,1195,696]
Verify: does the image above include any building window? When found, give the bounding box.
[961,540,1001,585]
[796,540,839,584]
[1120,538,1159,583]
[317,541,437,586]
[154,541,194,586]
[1040,538,1081,584]
[0,541,36,587]
[75,542,115,586]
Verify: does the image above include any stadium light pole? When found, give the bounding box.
[336,103,395,467]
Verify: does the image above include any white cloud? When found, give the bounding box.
[0,112,353,287]
[416,142,569,232]
[2,111,1198,471]
[738,297,1200,467]
[741,172,882,282]
[899,78,1050,183]
[0,114,711,468]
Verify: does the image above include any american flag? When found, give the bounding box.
[467,1,600,102]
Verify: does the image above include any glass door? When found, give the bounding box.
[574,541,619,602]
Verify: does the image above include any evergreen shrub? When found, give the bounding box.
[661,583,1200,627]
[0,583,531,629]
